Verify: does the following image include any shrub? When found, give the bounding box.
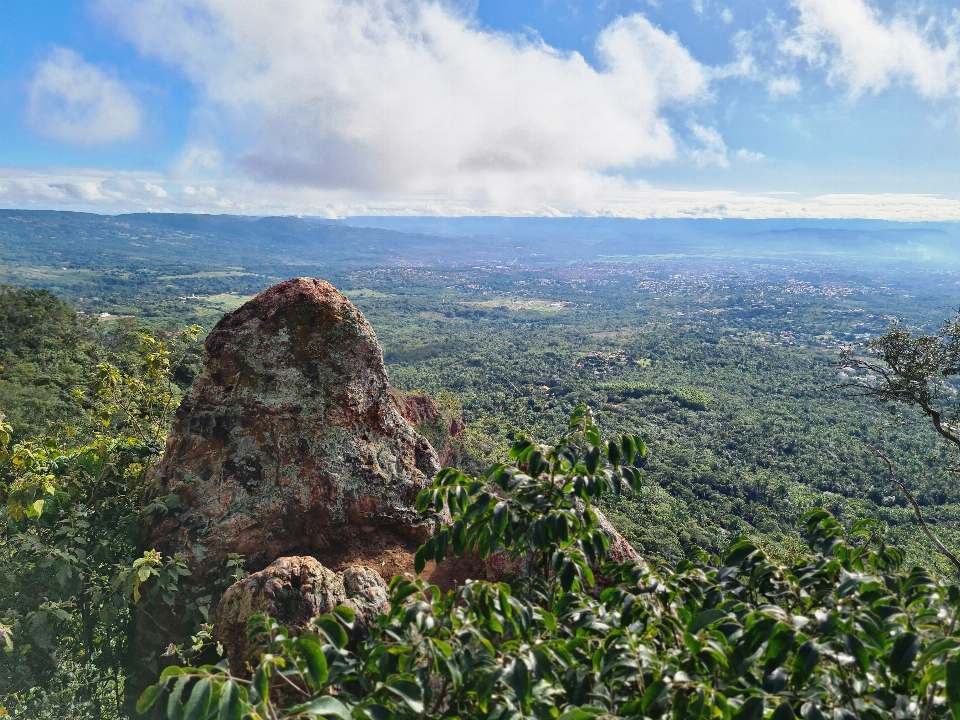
[141,406,960,720]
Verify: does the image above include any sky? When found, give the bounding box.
[2,0,960,219]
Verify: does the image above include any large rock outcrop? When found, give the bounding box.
[128,278,443,703]
[143,278,441,584]
[129,276,643,703]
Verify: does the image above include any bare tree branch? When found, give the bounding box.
[868,445,960,575]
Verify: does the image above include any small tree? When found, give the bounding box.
[838,314,960,574]
[838,315,960,452]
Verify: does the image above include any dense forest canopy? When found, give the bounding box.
[4,212,960,718]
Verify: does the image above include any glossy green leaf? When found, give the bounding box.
[385,678,424,714]
[734,696,764,720]
[168,675,189,720]
[296,696,352,719]
[791,641,820,688]
[689,608,728,633]
[314,615,349,648]
[217,680,242,720]
[182,678,211,720]
[771,701,796,720]
[297,635,329,690]
[946,657,960,718]
[890,632,921,676]
[136,684,162,715]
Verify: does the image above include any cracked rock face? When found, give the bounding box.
[214,556,390,674]
[144,277,441,586]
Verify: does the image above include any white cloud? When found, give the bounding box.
[92,0,707,203]
[8,165,960,221]
[26,47,141,145]
[768,76,801,97]
[784,0,960,97]
[736,148,765,161]
[688,123,730,167]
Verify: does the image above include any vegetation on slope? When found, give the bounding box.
[143,407,960,720]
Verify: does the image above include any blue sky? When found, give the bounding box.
[2,0,960,219]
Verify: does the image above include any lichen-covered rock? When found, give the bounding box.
[214,556,389,674]
[144,277,441,584]
[342,565,391,630]
[394,390,467,467]
[128,278,440,703]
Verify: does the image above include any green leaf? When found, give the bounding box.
[584,446,601,475]
[791,641,820,689]
[295,696,352,719]
[385,678,424,714]
[843,633,869,674]
[689,609,728,633]
[168,675,189,720]
[332,605,356,628]
[734,697,764,720]
[217,680,242,720]
[606,439,621,466]
[493,502,508,539]
[725,540,758,567]
[506,659,531,703]
[558,709,606,720]
[763,668,788,693]
[297,635,329,690]
[641,680,669,715]
[136,684,162,714]
[414,546,427,575]
[360,705,392,720]
[771,701,795,720]
[314,615,349,648]
[889,632,920,676]
[946,656,960,719]
[452,519,466,556]
[183,678,211,720]
[560,559,576,591]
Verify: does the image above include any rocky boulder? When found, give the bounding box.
[214,556,389,674]
[143,277,441,585]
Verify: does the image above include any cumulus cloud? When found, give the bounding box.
[783,0,960,97]
[688,123,729,167]
[26,47,141,145]
[92,0,707,202]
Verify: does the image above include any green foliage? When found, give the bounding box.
[840,313,960,453]
[143,408,960,720]
[0,285,97,439]
[0,322,202,719]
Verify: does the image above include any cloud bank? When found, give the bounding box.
[26,47,141,145]
[92,0,708,206]
[7,164,960,222]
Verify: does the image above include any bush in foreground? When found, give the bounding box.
[142,406,960,720]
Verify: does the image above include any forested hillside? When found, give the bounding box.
[4,212,960,718]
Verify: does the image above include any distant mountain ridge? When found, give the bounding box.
[2,209,960,270]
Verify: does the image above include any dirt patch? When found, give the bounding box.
[310,524,485,593]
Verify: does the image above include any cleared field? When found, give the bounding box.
[459,297,571,311]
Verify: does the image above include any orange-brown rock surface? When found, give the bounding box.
[143,278,441,583]
[214,557,389,674]
[129,278,442,699]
